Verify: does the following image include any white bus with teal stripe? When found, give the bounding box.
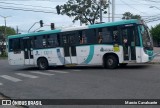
[8,19,154,69]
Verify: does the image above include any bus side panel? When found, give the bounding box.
[135,47,142,63]
[76,46,90,65]
[8,51,25,65]
[116,46,124,63]
[141,48,149,63]
[76,45,123,65]
[93,45,124,64]
[33,48,65,66]
[56,48,65,65]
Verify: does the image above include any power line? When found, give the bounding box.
[0,1,56,9]
[145,17,160,23]
[0,6,57,14]
[0,4,54,12]
[116,3,160,5]
[119,0,148,15]
[142,0,160,3]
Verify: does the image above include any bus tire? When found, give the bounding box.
[37,58,48,70]
[104,55,118,69]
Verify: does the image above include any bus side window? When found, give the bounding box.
[30,37,34,48]
[79,31,83,44]
[98,32,103,43]
[97,28,103,44]
[112,27,120,44]
[9,39,13,51]
[34,36,43,49]
[102,28,112,44]
[12,38,21,53]
[47,34,59,48]
[43,35,47,47]
[84,29,96,44]
[80,31,87,44]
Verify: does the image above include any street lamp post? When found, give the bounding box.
[0,15,11,37]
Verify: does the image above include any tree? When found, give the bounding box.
[122,12,141,20]
[0,26,16,56]
[59,0,108,25]
[150,24,160,46]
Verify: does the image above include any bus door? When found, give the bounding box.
[61,33,78,64]
[22,37,34,65]
[121,26,136,61]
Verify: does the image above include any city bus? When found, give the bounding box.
[7,19,154,69]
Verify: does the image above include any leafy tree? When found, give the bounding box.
[59,0,108,25]
[150,24,160,46]
[122,12,141,20]
[0,26,16,36]
[0,26,16,56]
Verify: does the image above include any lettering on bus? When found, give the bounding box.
[44,51,52,55]
[100,47,113,52]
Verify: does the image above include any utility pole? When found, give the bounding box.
[112,0,115,22]
[108,0,111,22]
[0,15,11,55]
[100,0,103,22]
[16,26,19,34]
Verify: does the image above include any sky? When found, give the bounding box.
[0,0,160,34]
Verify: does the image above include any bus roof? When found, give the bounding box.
[8,19,140,39]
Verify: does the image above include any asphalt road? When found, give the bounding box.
[0,59,160,108]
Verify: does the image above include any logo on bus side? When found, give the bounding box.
[100,47,113,52]
[35,51,40,56]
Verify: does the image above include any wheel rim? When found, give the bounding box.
[108,58,113,66]
[40,61,46,69]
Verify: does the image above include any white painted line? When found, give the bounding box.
[0,83,3,85]
[16,73,39,78]
[0,75,22,82]
[47,70,69,74]
[72,70,81,72]
[30,71,55,76]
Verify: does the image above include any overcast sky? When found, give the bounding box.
[0,0,160,33]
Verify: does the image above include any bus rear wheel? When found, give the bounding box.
[104,55,118,69]
[37,58,48,70]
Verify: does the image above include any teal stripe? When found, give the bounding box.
[88,19,138,29]
[83,45,94,64]
[8,29,61,39]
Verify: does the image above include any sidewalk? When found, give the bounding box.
[151,47,160,63]
[150,53,160,63]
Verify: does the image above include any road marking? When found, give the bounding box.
[0,75,22,82]
[16,73,39,78]
[47,70,69,73]
[72,70,81,72]
[0,83,3,85]
[30,71,55,76]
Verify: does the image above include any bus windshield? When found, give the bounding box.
[140,25,153,50]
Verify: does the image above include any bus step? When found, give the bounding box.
[65,64,77,67]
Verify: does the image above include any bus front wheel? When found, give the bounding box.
[37,58,48,70]
[104,55,118,69]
